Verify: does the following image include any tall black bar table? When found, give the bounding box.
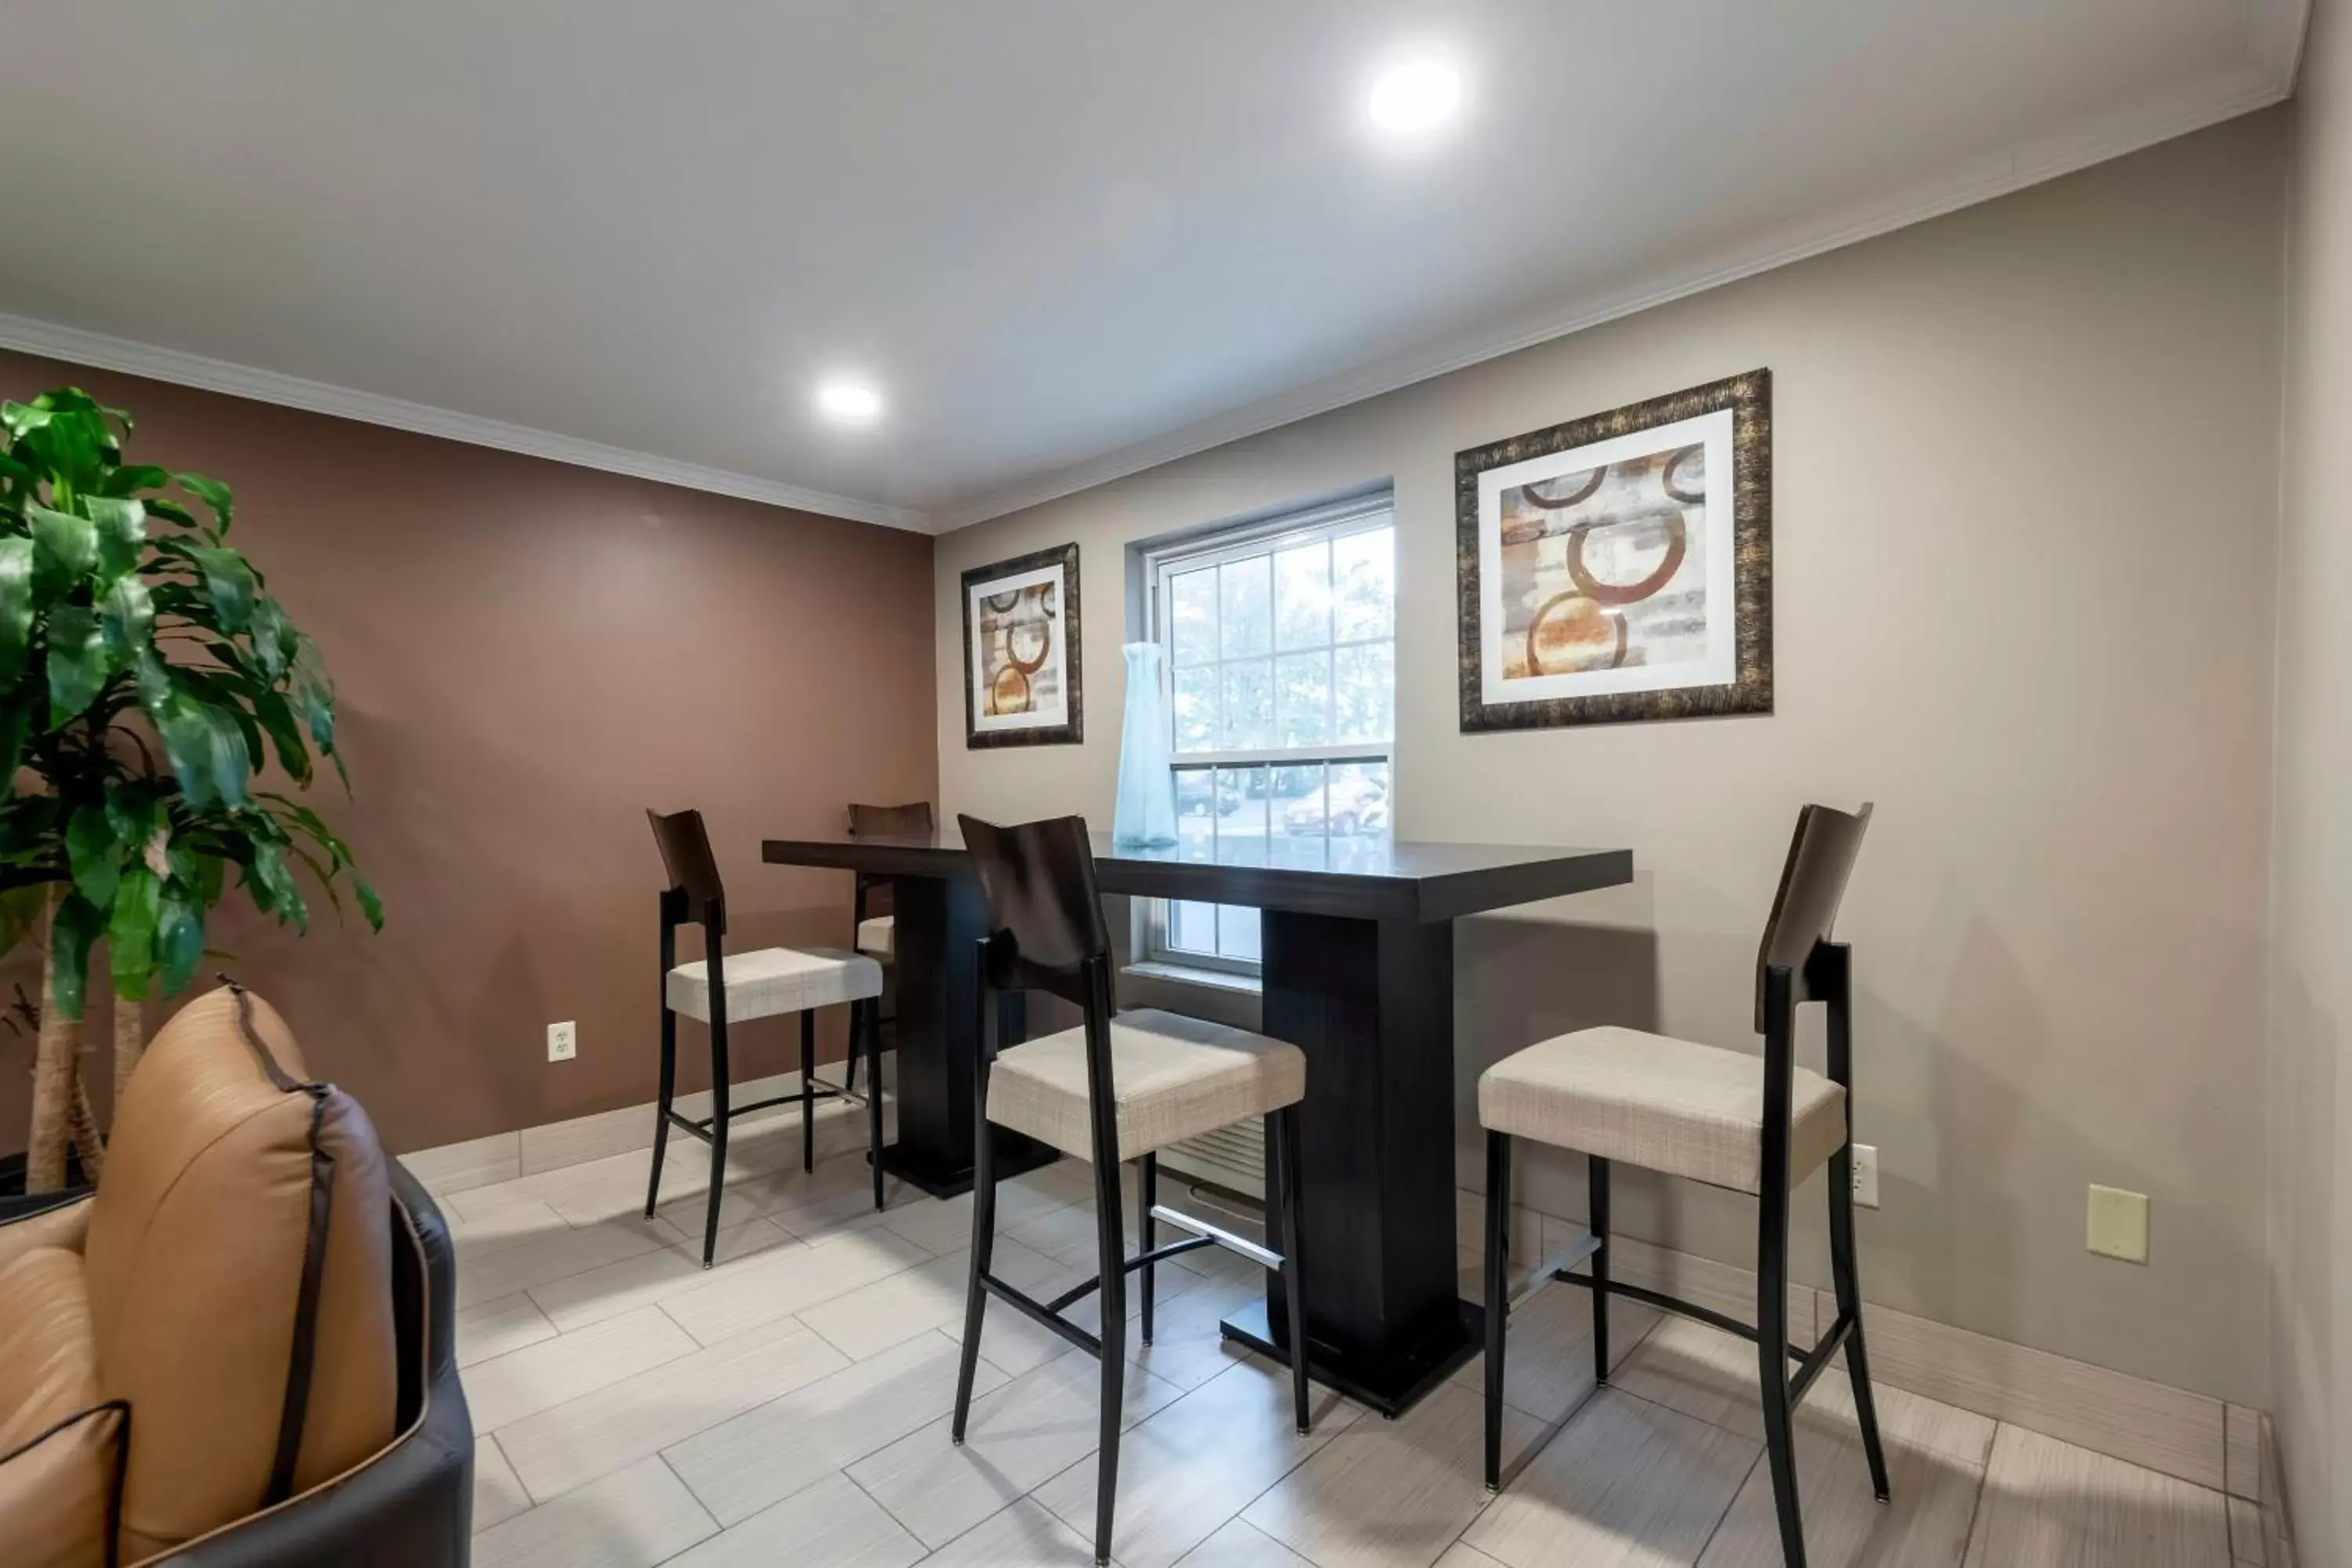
[762,829,1632,1415]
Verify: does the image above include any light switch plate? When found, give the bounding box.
[547,1021,577,1062]
[2086,1184,2148,1263]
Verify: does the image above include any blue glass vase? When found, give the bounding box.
[1112,642,1179,848]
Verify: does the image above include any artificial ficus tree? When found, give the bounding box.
[0,387,380,1193]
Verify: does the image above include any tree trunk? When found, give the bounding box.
[112,995,144,1109]
[66,1069,105,1184]
[25,886,79,1195]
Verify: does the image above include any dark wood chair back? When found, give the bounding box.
[1753,802,1871,1032]
[648,807,727,931]
[959,812,1122,1174]
[957,814,1113,1011]
[847,801,937,838]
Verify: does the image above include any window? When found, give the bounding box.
[1143,493,1396,974]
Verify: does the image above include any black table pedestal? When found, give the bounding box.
[1218,910,1473,1417]
[882,874,1054,1198]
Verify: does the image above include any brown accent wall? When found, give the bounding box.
[0,349,937,1155]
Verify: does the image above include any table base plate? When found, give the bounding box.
[1220,1296,1483,1419]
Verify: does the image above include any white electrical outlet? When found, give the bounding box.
[1850,1143,1880,1208]
[547,1021,577,1062]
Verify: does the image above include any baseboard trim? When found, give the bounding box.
[1462,1191,2255,1501]
[396,1056,893,1200]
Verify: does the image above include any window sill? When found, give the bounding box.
[1121,960,1264,997]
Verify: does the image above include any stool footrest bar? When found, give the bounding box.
[1148,1203,1282,1272]
[982,1274,1104,1359]
[1508,1229,1602,1313]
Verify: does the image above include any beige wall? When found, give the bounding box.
[0,350,939,1157]
[935,113,2287,1407]
[2273,0,2352,1556]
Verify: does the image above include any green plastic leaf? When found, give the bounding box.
[143,682,249,810]
[246,596,293,681]
[94,463,168,498]
[247,840,307,932]
[354,875,383,931]
[251,689,314,784]
[66,804,123,910]
[1,401,53,440]
[85,495,147,583]
[156,883,205,994]
[49,891,104,1022]
[174,473,234,534]
[110,866,162,1000]
[187,546,256,633]
[0,536,34,684]
[99,574,154,662]
[27,504,97,598]
[291,637,335,749]
[45,604,111,722]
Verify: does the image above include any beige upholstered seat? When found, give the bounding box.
[1479,1025,1846,1195]
[855,915,894,960]
[665,946,882,1024]
[987,1007,1305,1163]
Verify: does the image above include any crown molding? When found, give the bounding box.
[934,64,2297,533]
[0,312,933,534]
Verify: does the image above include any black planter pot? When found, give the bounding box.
[0,1149,95,1221]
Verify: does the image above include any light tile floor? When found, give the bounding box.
[429,1099,2255,1567]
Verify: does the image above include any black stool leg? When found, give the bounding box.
[645,1000,676,1220]
[800,1011,817,1174]
[1138,1153,1156,1346]
[1091,1145,1128,1567]
[1829,1141,1892,1501]
[701,1011,731,1269]
[1483,1130,1509,1492]
[864,998,886,1210]
[951,985,996,1445]
[1757,1171,1807,1566]
[1273,1106,1310,1435]
[1589,1155,1612,1387]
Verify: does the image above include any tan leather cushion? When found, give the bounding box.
[1478,1025,1848,1195]
[0,1245,118,1568]
[83,985,397,1562]
[0,1196,93,1279]
[0,1400,126,1568]
[987,1008,1305,1162]
[0,1247,102,1451]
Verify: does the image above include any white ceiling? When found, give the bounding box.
[0,2,2306,533]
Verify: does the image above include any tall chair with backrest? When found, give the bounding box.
[1477,803,1888,1568]
[646,808,889,1262]
[949,814,1313,1568]
[844,800,935,1097]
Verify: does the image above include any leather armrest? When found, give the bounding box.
[147,1171,472,1567]
[0,1194,93,1274]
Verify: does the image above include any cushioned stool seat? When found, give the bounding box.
[855,915,894,960]
[1479,1025,1846,1195]
[986,1007,1305,1163]
[664,946,882,1023]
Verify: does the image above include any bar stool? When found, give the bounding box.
[645,808,889,1265]
[949,813,1312,1568]
[843,800,935,1096]
[1478,803,1889,1568]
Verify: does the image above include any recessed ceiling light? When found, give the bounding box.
[1367,58,1464,136]
[816,379,884,423]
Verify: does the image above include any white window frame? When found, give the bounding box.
[1138,491,1397,977]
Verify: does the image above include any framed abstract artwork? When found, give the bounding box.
[1456,368,1772,731]
[963,542,1083,748]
